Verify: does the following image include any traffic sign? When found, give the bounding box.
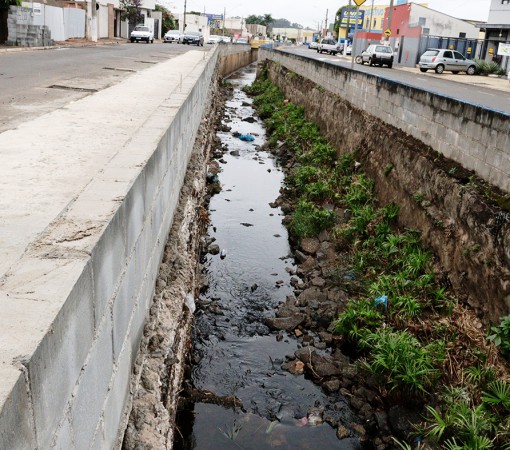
[384,28,392,37]
[353,0,367,6]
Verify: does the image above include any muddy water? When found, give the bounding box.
[175,65,359,450]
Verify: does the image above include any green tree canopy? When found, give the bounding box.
[1,0,20,11]
[121,0,143,27]
[245,13,274,28]
[155,4,175,34]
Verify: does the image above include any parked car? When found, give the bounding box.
[163,30,182,44]
[356,44,393,68]
[130,25,154,44]
[344,44,352,55]
[208,35,222,44]
[221,36,232,43]
[309,41,318,50]
[418,48,476,75]
[317,38,343,55]
[182,31,204,46]
[235,37,249,44]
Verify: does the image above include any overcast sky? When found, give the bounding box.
[170,0,492,28]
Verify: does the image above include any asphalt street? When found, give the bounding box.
[0,42,209,132]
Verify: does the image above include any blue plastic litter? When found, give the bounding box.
[374,295,388,309]
[239,134,255,142]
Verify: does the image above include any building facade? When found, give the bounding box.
[477,0,510,70]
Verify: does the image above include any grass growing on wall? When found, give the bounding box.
[244,69,510,449]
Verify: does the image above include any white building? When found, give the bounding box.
[406,3,479,38]
[477,0,510,70]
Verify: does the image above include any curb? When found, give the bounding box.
[0,39,127,54]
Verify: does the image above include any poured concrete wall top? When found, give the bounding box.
[0,47,219,449]
[260,48,510,195]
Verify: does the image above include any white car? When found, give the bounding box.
[208,35,222,44]
[309,41,318,50]
[317,38,343,55]
[344,44,352,55]
[163,30,182,43]
[130,25,154,44]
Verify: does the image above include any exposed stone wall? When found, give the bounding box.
[260,49,510,195]
[260,58,510,322]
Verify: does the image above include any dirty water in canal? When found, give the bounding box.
[174,65,360,450]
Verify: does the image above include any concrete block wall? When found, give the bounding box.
[260,49,510,194]
[7,6,54,47]
[0,48,221,449]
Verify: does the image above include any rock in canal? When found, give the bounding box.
[265,314,305,331]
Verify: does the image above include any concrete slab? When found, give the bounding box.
[0,50,206,278]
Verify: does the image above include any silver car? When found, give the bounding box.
[163,30,182,43]
[419,48,476,75]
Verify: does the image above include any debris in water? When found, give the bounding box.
[240,222,254,227]
[251,283,258,292]
[220,249,227,259]
[238,134,255,142]
[242,116,257,123]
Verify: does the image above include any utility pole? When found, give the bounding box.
[324,9,328,37]
[345,0,351,44]
[183,0,187,33]
[386,0,394,41]
[368,0,375,33]
[222,7,225,37]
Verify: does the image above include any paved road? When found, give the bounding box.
[282,46,510,114]
[0,42,211,132]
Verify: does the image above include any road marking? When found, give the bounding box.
[477,91,495,96]
[417,78,427,81]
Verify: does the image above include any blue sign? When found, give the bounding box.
[206,14,223,28]
[340,9,365,27]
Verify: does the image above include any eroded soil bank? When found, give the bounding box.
[259,60,510,323]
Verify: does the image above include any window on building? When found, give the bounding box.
[373,18,376,27]
[418,17,426,26]
[502,0,510,5]
[423,27,430,35]
[396,28,400,35]
[459,32,466,38]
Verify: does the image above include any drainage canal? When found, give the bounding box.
[174,65,361,449]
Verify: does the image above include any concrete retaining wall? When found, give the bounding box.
[260,48,510,194]
[0,45,253,449]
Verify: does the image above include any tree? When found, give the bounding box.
[245,14,263,25]
[155,4,175,35]
[245,13,274,28]
[120,0,143,30]
[0,0,20,44]
[334,4,356,33]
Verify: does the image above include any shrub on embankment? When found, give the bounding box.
[244,75,510,448]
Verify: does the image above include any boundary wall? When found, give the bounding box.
[260,48,510,195]
[0,45,252,449]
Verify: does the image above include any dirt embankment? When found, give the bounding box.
[261,60,510,324]
[121,74,227,449]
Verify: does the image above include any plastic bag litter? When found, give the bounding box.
[374,295,388,309]
[184,293,196,313]
[238,134,255,142]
